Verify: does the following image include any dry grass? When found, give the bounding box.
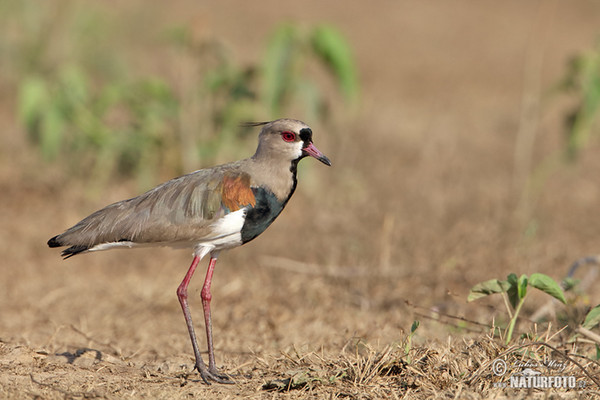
[3,331,599,399]
[2,1,600,399]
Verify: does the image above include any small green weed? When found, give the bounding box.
[404,320,419,363]
[582,304,600,330]
[468,273,566,344]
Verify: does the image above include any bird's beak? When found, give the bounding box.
[303,142,332,166]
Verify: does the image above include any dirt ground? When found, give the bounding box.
[2,1,600,398]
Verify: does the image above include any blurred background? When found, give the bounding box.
[1,0,600,393]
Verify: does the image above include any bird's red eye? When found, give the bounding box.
[281,131,296,142]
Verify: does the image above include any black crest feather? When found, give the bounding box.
[240,121,270,128]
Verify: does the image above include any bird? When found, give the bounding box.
[47,118,331,384]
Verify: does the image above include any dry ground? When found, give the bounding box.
[2,1,600,398]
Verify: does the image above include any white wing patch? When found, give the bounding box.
[194,208,246,259]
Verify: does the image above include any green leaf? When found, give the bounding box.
[582,305,600,330]
[517,274,528,300]
[410,320,420,335]
[529,273,567,304]
[506,273,520,309]
[310,24,359,103]
[467,279,510,302]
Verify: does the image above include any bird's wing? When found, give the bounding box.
[49,165,257,256]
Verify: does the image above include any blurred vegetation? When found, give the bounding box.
[559,40,600,160]
[263,24,359,118]
[518,40,600,227]
[2,2,359,189]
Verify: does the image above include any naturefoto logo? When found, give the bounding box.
[491,358,586,389]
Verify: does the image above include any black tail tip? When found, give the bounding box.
[48,236,88,259]
[48,236,62,248]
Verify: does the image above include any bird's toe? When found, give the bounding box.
[207,367,235,384]
[196,364,234,384]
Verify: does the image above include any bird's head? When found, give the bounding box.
[250,119,331,166]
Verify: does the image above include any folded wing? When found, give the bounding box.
[48,166,256,258]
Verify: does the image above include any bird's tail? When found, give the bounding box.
[47,235,89,259]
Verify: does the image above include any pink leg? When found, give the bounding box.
[177,253,232,384]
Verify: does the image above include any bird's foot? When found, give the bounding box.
[195,363,235,385]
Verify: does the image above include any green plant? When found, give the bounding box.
[468,273,566,344]
[10,3,359,190]
[404,320,419,363]
[515,41,600,225]
[10,3,180,189]
[571,304,600,349]
[263,23,359,120]
[18,66,178,188]
[558,40,600,160]
[582,304,600,330]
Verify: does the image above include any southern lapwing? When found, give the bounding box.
[47,118,331,384]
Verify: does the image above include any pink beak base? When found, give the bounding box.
[303,142,332,166]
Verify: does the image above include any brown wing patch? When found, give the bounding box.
[221,172,256,211]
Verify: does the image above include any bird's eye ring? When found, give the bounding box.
[281,131,296,142]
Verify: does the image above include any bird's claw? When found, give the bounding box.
[195,364,235,385]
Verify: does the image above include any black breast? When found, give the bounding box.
[241,187,287,243]
[241,159,299,243]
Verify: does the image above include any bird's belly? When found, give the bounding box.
[192,208,246,257]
